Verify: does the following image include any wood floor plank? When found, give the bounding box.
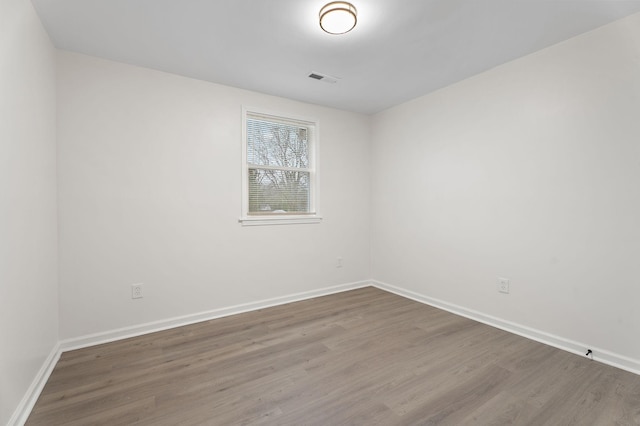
[26,287,640,425]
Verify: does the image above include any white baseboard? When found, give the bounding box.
[13,278,638,425]
[8,342,62,426]
[372,280,640,376]
[60,280,371,352]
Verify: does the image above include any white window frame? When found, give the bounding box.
[240,107,321,226]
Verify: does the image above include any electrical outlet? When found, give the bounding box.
[131,283,143,299]
[497,277,509,294]
[336,257,343,268]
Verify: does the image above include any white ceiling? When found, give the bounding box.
[31,0,640,114]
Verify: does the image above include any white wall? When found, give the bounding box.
[371,13,640,366]
[0,0,58,423]
[57,51,371,339]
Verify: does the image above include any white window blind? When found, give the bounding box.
[241,109,320,225]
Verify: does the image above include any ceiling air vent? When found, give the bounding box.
[308,71,339,84]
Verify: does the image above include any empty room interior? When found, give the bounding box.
[3,0,640,424]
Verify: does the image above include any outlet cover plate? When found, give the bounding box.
[131,283,143,299]
[498,278,510,294]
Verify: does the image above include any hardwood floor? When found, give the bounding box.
[27,287,640,425]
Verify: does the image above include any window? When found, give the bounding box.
[240,108,321,225]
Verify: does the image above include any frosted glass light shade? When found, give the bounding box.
[319,2,357,35]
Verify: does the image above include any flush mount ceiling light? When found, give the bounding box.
[319,2,357,35]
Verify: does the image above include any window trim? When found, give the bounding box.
[240,106,322,226]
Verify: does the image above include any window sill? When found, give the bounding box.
[239,215,323,226]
